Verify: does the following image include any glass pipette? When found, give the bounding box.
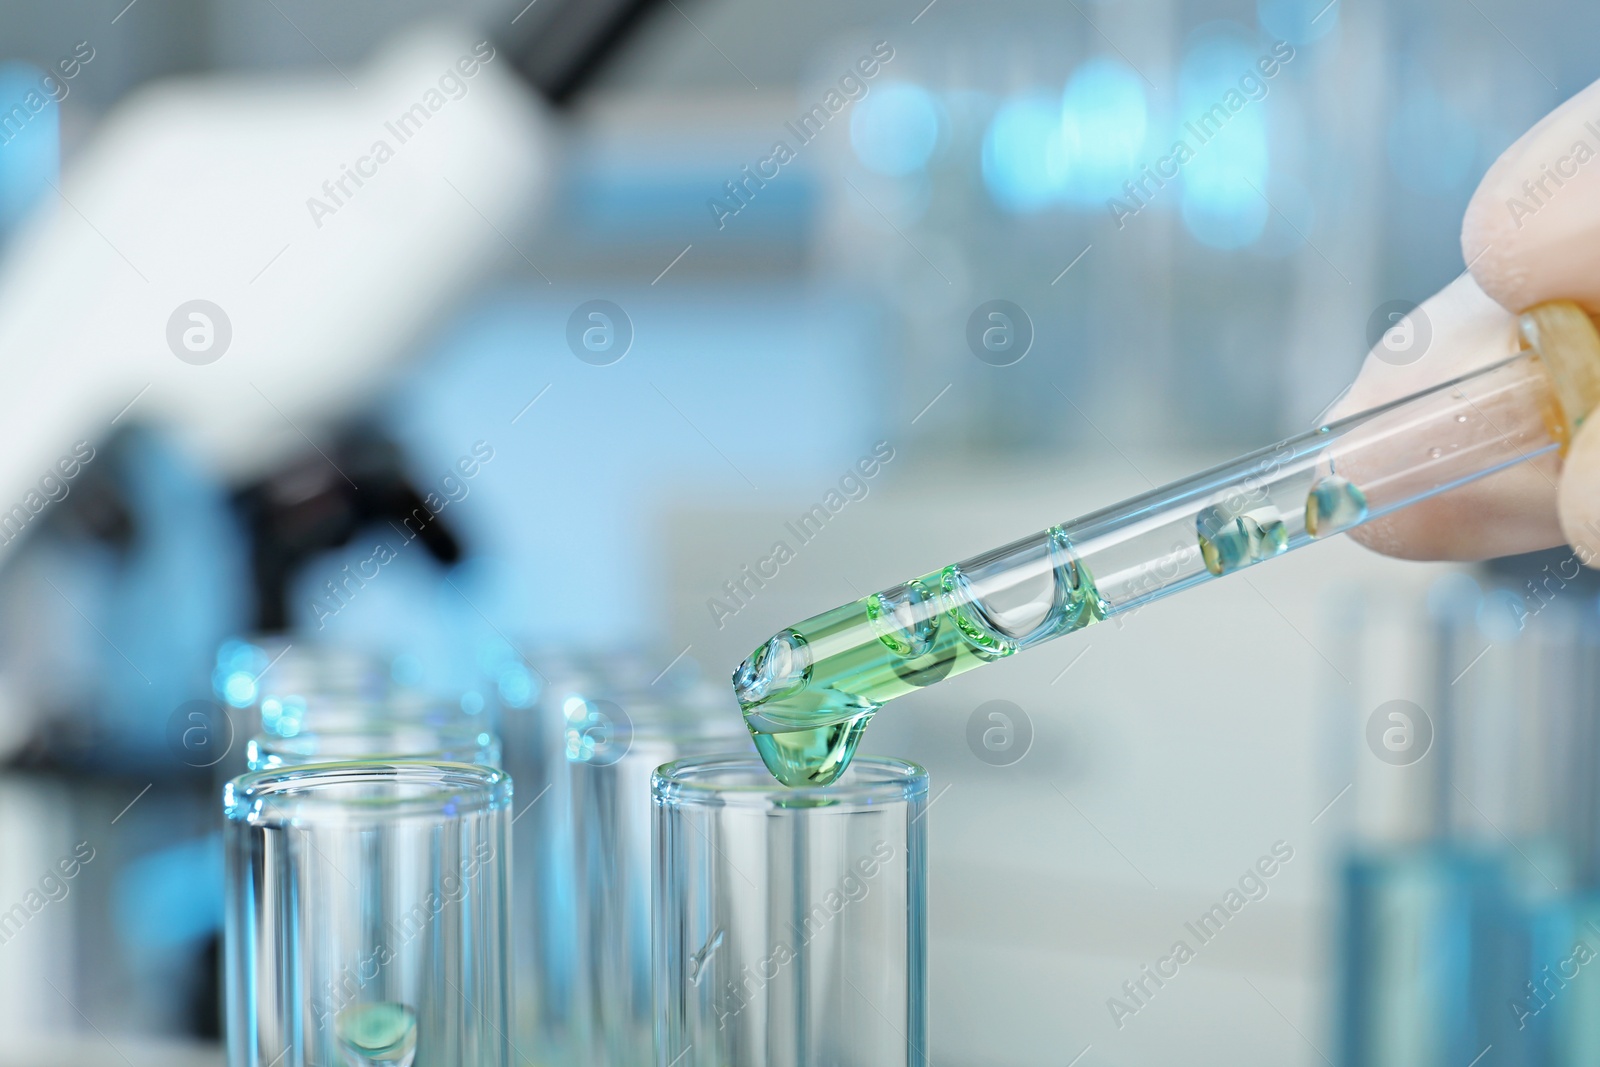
[733,300,1600,786]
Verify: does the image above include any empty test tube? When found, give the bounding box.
[245,696,502,770]
[653,755,928,1067]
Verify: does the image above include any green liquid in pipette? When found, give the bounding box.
[737,526,1106,786]
[737,474,1374,787]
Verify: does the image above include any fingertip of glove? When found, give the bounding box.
[1559,415,1600,565]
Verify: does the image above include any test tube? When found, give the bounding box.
[569,693,753,1065]
[224,761,513,1067]
[735,301,1600,785]
[214,639,390,730]
[242,682,503,769]
[653,755,928,1067]
[1332,568,1600,1067]
[497,648,592,1066]
[498,646,696,1065]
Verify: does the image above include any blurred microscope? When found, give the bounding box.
[0,0,691,1052]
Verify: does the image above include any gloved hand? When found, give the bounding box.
[1337,78,1600,563]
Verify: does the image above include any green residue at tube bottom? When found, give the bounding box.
[336,1001,418,1067]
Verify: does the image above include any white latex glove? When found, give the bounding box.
[1338,77,1600,563]
[0,23,547,542]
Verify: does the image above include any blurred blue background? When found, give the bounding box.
[1,0,1599,1065]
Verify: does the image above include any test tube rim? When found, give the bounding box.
[246,721,503,769]
[259,693,482,739]
[652,753,927,810]
[224,759,512,824]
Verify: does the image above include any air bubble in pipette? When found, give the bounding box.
[1305,476,1370,537]
[1196,505,1289,577]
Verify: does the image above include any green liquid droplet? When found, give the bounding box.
[735,530,1103,785]
[1305,475,1369,537]
[336,1001,418,1067]
[749,710,875,788]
